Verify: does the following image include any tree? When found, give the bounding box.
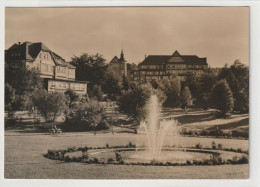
[64,88,79,109]
[65,99,105,134]
[118,83,165,121]
[197,71,218,109]
[5,64,43,111]
[32,90,67,122]
[218,60,249,113]
[209,79,234,115]
[182,72,200,103]
[102,71,122,101]
[180,86,192,112]
[88,84,104,101]
[158,76,181,108]
[121,75,130,93]
[70,53,107,88]
[5,84,16,118]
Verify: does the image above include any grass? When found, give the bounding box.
[4,108,249,179]
[5,130,248,179]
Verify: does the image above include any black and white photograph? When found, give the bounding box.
[3,4,254,184]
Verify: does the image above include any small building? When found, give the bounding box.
[5,41,87,94]
[107,50,127,80]
[133,50,208,82]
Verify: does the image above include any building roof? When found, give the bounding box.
[5,41,75,69]
[110,56,121,63]
[109,50,126,64]
[139,50,208,66]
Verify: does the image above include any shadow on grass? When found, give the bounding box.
[207,118,249,131]
[175,112,216,124]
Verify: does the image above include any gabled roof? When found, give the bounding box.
[110,56,121,63]
[139,50,208,66]
[5,41,75,68]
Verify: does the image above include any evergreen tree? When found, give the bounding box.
[180,86,192,110]
[209,79,234,115]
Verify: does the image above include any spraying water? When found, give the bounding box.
[137,94,180,160]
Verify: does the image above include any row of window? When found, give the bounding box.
[49,81,85,91]
[141,64,206,70]
[57,66,67,74]
[141,71,165,75]
[141,65,163,69]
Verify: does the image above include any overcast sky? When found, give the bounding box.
[5,7,249,67]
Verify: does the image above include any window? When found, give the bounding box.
[62,83,66,89]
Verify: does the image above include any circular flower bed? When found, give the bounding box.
[43,144,248,166]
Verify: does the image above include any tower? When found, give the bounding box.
[120,49,125,62]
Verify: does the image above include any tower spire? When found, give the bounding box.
[120,49,125,61]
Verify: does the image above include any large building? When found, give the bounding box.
[133,50,208,82]
[5,41,87,94]
[107,50,127,79]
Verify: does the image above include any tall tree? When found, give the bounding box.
[70,53,107,88]
[5,64,43,111]
[180,86,192,111]
[118,83,165,121]
[158,76,181,108]
[102,71,122,101]
[209,79,234,115]
[218,60,249,113]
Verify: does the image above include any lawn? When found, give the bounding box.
[5,131,248,179]
[4,108,249,179]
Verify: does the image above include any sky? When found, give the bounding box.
[5,7,249,67]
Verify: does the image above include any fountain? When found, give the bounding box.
[138,95,179,156]
[131,94,184,161]
[44,95,248,166]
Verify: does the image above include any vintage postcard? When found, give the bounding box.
[3,5,251,185]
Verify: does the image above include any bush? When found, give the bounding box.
[93,157,100,164]
[107,157,114,164]
[67,146,77,152]
[217,144,223,150]
[96,119,110,130]
[32,90,67,122]
[64,99,106,132]
[238,155,249,164]
[195,143,202,149]
[212,141,217,149]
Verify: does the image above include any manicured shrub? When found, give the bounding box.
[150,159,159,165]
[195,143,202,149]
[238,155,248,164]
[212,141,217,149]
[93,157,100,164]
[186,160,192,165]
[107,157,114,163]
[217,144,223,150]
[105,143,110,148]
[67,146,77,152]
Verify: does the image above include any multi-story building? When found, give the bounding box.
[107,50,127,79]
[5,41,87,94]
[133,50,208,82]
